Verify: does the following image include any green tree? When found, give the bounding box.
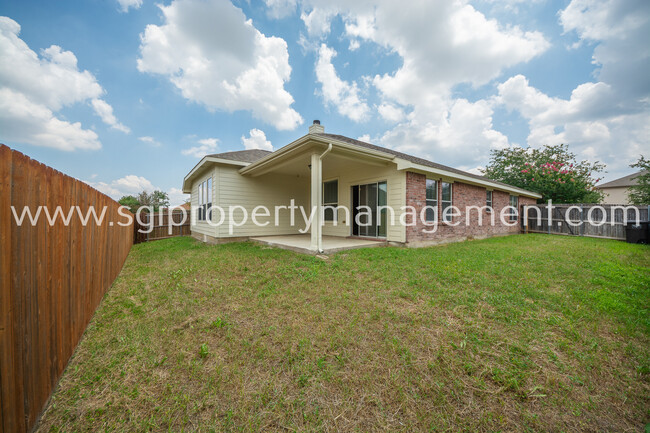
[627,156,650,204]
[118,195,140,213]
[483,144,605,203]
[136,190,170,211]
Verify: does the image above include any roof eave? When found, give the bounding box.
[395,159,543,199]
[238,133,396,176]
[182,157,250,193]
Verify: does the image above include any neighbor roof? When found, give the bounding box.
[314,133,525,192]
[206,149,272,163]
[596,170,647,189]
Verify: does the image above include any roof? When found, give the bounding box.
[184,130,542,198]
[206,149,271,163]
[596,170,647,189]
[314,133,525,192]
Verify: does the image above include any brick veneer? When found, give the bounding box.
[405,171,536,246]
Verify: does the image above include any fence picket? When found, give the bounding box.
[0,144,133,433]
[524,203,648,240]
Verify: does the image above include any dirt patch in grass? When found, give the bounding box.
[36,235,649,432]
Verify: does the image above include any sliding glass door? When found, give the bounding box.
[352,181,387,238]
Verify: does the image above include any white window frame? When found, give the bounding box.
[323,179,338,222]
[441,182,453,222]
[205,177,212,222]
[486,190,493,213]
[196,177,213,222]
[425,179,438,222]
[509,195,519,221]
[198,181,204,221]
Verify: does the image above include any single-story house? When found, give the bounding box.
[182,121,541,252]
[596,170,647,204]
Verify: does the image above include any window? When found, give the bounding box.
[486,190,493,212]
[198,181,203,221]
[509,195,518,221]
[197,177,212,221]
[205,177,212,221]
[323,179,338,221]
[425,179,438,222]
[378,181,387,238]
[441,182,452,222]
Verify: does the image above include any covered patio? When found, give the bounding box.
[250,234,386,255]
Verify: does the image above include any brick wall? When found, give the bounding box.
[405,171,536,246]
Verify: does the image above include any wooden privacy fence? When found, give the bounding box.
[0,144,134,433]
[133,210,190,244]
[523,203,649,240]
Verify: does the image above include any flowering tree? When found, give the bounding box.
[483,144,605,203]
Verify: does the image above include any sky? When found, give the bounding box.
[0,0,648,206]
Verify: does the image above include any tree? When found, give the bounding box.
[136,190,170,211]
[118,195,140,213]
[483,144,605,203]
[627,156,650,205]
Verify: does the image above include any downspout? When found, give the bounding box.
[317,143,333,253]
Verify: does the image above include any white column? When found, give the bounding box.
[310,152,321,251]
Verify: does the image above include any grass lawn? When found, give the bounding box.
[36,234,649,432]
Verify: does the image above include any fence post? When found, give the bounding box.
[580,205,584,236]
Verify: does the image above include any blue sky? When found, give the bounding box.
[1,0,648,205]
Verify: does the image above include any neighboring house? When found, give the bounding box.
[596,170,648,204]
[182,121,541,251]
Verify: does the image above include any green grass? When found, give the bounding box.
[37,234,650,432]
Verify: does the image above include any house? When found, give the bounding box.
[182,121,541,252]
[596,170,647,204]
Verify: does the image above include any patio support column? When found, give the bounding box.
[310,152,322,251]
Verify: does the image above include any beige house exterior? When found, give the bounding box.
[596,170,647,204]
[182,121,541,252]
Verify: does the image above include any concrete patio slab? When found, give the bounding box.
[250,234,386,255]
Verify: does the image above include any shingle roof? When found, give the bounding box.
[207,149,272,163]
[314,133,520,191]
[597,170,647,188]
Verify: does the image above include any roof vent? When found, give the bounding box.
[309,119,324,134]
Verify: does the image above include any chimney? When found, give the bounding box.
[309,119,324,134]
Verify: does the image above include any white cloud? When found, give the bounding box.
[137,0,303,130]
[117,0,143,13]
[89,175,189,207]
[357,134,371,142]
[167,187,189,207]
[0,88,101,151]
[559,0,648,41]
[377,103,405,123]
[0,17,127,150]
[241,128,273,150]
[497,74,649,179]
[560,0,650,100]
[91,99,130,133]
[181,137,219,158]
[490,1,650,181]
[377,97,510,170]
[300,7,336,37]
[292,1,549,167]
[90,174,156,198]
[263,0,297,18]
[315,44,370,122]
[138,136,161,146]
